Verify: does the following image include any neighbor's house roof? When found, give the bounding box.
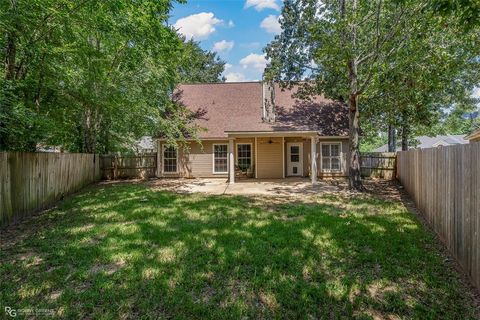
[374,134,468,152]
[174,82,349,139]
[466,128,480,141]
[135,136,155,150]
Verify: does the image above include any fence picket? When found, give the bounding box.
[397,143,480,290]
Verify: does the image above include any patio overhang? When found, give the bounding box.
[225,130,319,138]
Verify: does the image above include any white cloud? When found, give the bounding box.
[174,12,222,40]
[239,53,267,71]
[224,63,233,70]
[225,72,248,82]
[260,15,281,34]
[245,0,280,11]
[228,20,235,28]
[240,42,262,49]
[213,40,234,52]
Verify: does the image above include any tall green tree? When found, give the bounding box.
[178,39,225,83]
[266,0,429,189]
[0,0,224,153]
[362,5,480,151]
[266,0,479,189]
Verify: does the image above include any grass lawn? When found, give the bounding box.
[1,182,478,319]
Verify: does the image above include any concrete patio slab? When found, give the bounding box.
[150,177,346,197]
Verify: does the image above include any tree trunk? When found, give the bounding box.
[83,108,95,153]
[348,93,364,191]
[1,2,18,150]
[387,124,396,152]
[5,31,17,81]
[401,123,409,151]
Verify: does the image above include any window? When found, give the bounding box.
[290,145,300,162]
[237,143,252,170]
[213,144,228,173]
[321,143,341,172]
[163,145,177,173]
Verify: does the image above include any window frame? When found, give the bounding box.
[236,143,253,170]
[162,144,178,174]
[320,142,342,173]
[212,143,229,174]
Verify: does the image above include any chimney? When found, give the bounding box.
[262,81,276,123]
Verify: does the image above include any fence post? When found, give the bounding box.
[113,155,118,180]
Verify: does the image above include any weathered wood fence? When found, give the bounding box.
[397,143,480,290]
[100,153,157,180]
[360,152,396,180]
[0,152,100,226]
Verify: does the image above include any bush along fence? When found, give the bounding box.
[360,152,396,180]
[0,152,101,226]
[100,153,157,180]
[397,143,480,291]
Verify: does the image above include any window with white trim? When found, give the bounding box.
[213,144,228,173]
[321,143,341,172]
[237,143,252,170]
[163,145,177,173]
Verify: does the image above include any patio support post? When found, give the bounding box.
[229,138,235,184]
[311,137,317,184]
[254,137,258,179]
[282,137,285,178]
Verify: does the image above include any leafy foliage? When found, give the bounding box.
[265,0,480,173]
[178,39,226,83]
[0,0,224,153]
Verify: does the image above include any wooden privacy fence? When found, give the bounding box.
[360,152,396,180]
[397,143,480,290]
[100,154,157,180]
[0,152,100,226]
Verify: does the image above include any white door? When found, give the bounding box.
[287,142,303,176]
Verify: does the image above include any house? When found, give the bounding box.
[133,136,156,154]
[374,134,468,152]
[466,128,480,142]
[156,82,350,183]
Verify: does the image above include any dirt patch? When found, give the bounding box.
[89,259,126,275]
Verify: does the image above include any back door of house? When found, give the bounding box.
[287,142,303,176]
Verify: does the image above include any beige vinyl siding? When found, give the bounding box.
[256,137,283,178]
[187,140,230,178]
[158,139,257,178]
[157,137,349,179]
[158,140,229,178]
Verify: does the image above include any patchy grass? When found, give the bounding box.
[0,183,478,319]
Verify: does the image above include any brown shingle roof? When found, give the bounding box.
[176,82,349,138]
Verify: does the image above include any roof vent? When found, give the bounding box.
[262,81,275,123]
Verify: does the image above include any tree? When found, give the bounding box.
[0,0,225,153]
[266,0,480,189]
[430,0,480,28]
[361,7,480,151]
[266,0,432,190]
[178,39,225,83]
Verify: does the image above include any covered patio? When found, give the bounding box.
[226,131,320,185]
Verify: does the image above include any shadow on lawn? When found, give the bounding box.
[0,183,477,319]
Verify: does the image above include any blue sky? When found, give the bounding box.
[170,0,282,82]
[169,0,479,102]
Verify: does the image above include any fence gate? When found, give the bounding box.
[100,153,157,179]
[360,152,396,180]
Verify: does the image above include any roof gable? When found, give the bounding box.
[176,82,349,138]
